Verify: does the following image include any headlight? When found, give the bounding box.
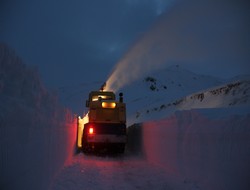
[102,102,116,108]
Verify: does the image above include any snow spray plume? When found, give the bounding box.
[105,0,249,92]
[105,13,171,92]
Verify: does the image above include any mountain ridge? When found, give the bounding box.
[122,64,250,124]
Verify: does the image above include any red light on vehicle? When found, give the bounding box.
[89,127,94,134]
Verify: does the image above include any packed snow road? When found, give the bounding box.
[50,153,177,190]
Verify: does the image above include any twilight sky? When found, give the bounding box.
[1,0,250,112]
[0,0,173,88]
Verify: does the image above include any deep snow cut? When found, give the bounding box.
[0,44,76,190]
[141,108,250,190]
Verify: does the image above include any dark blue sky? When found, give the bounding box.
[0,0,172,87]
[1,0,250,113]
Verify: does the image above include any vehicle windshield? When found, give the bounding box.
[92,95,113,101]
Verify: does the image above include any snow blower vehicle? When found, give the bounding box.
[77,90,127,153]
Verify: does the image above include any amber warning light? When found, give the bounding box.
[102,102,116,108]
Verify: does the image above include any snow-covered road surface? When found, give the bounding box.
[51,107,250,190]
[51,153,185,190]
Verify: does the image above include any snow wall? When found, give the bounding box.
[0,44,76,190]
[128,108,250,190]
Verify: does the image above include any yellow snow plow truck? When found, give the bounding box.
[77,91,127,153]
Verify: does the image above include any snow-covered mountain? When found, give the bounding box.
[177,79,250,109]
[121,65,250,124]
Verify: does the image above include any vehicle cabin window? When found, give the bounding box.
[91,95,113,101]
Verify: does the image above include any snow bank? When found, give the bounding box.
[140,108,250,190]
[0,44,76,190]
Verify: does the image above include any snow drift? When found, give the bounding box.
[0,44,76,190]
[126,65,250,190]
[144,108,250,190]
[127,108,250,190]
